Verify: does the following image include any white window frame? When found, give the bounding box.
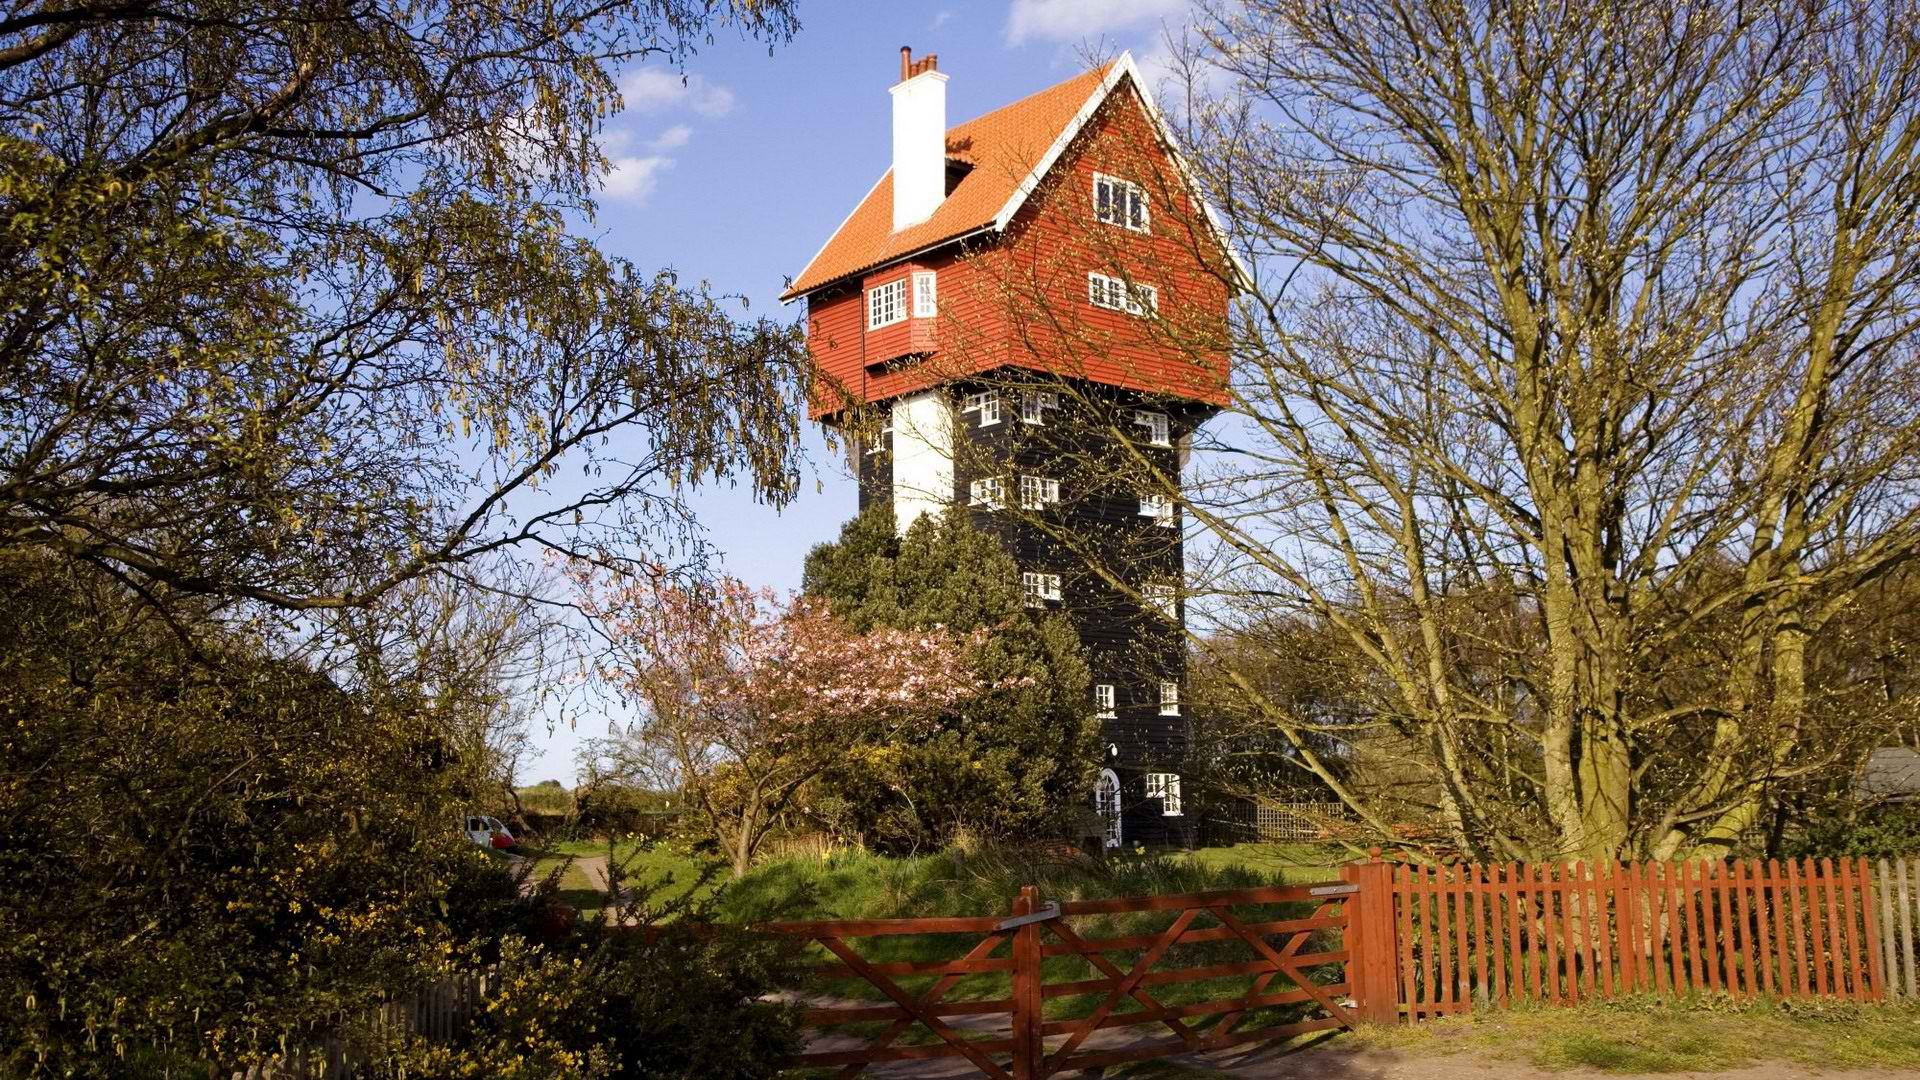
[1088,271,1157,316]
[1093,172,1150,232]
[1159,681,1180,716]
[864,414,892,456]
[1134,410,1171,447]
[1140,493,1174,527]
[1094,683,1117,717]
[867,278,907,330]
[912,270,938,318]
[1019,475,1061,511]
[1143,583,1177,620]
[1020,390,1059,425]
[1145,772,1183,816]
[1022,571,1062,607]
[961,391,1001,427]
[969,476,1005,509]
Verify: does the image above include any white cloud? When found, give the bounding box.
[603,154,674,203]
[595,125,695,204]
[621,68,736,117]
[1004,0,1187,45]
[648,124,693,151]
[931,9,956,29]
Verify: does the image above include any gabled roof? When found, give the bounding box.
[782,53,1242,302]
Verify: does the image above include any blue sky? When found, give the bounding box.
[520,1,1200,783]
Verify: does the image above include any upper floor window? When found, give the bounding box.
[1020,390,1059,425]
[969,476,1005,510]
[1019,475,1061,511]
[1094,172,1149,232]
[1022,571,1063,607]
[868,278,907,330]
[913,271,938,318]
[1140,493,1174,527]
[1143,583,1178,620]
[1145,771,1183,815]
[1159,681,1180,716]
[864,414,892,456]
[1089,272,1158,317]
[1135,410,1171,447]
[961,391,1001,427]
[1094,683,1117,717]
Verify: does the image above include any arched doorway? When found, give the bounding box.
[1094,768,1122,848]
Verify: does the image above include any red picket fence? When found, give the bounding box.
[1369,856,1890,1019]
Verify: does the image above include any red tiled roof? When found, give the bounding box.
[781,63,1117,301]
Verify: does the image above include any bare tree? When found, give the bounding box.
[962,0,1920,861]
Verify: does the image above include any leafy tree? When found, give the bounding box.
[1,0,805,618]
[577,568,987,875]
[802,506,1099,850]
[0,554,525,1076]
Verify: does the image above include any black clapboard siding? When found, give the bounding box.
[853,377,1215,828]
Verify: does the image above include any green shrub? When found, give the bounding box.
[1788,804,1920,859]
[391,885,802,1079]
[801,508,1099,851]
[0,558,515,1077]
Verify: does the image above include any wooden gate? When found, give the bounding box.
[774,878,1364,1077]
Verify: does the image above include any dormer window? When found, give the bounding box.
[1094,172,1149,232]
[868,278,907,329]
[1089,272,1158,317]
[1134,410,1171,447]
[913,271,938,317]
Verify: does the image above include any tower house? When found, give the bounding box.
[781,49,1237,847]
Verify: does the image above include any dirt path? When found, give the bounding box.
[1154,1045,1919,1079]
[573,854,612,894]
[791,1009,1918,1080]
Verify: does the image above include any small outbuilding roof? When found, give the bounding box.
[1861,746,1920,801]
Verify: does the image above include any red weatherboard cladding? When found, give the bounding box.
[801,81,1230,420]
[804,253,982,416]
[998,88,1231,406]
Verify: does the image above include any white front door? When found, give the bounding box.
[1094,769,1123,849]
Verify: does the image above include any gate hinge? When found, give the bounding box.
[1309,884,1360,896]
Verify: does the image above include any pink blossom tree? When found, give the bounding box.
[576,568,986,875]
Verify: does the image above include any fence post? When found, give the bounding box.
[1343,851,1400,1025]
[1011,884,1043,1079]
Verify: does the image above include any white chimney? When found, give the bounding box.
[890,47,947,232]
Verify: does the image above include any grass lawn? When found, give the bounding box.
[1172,842,1344,882]
[1345,995,1920,1072]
